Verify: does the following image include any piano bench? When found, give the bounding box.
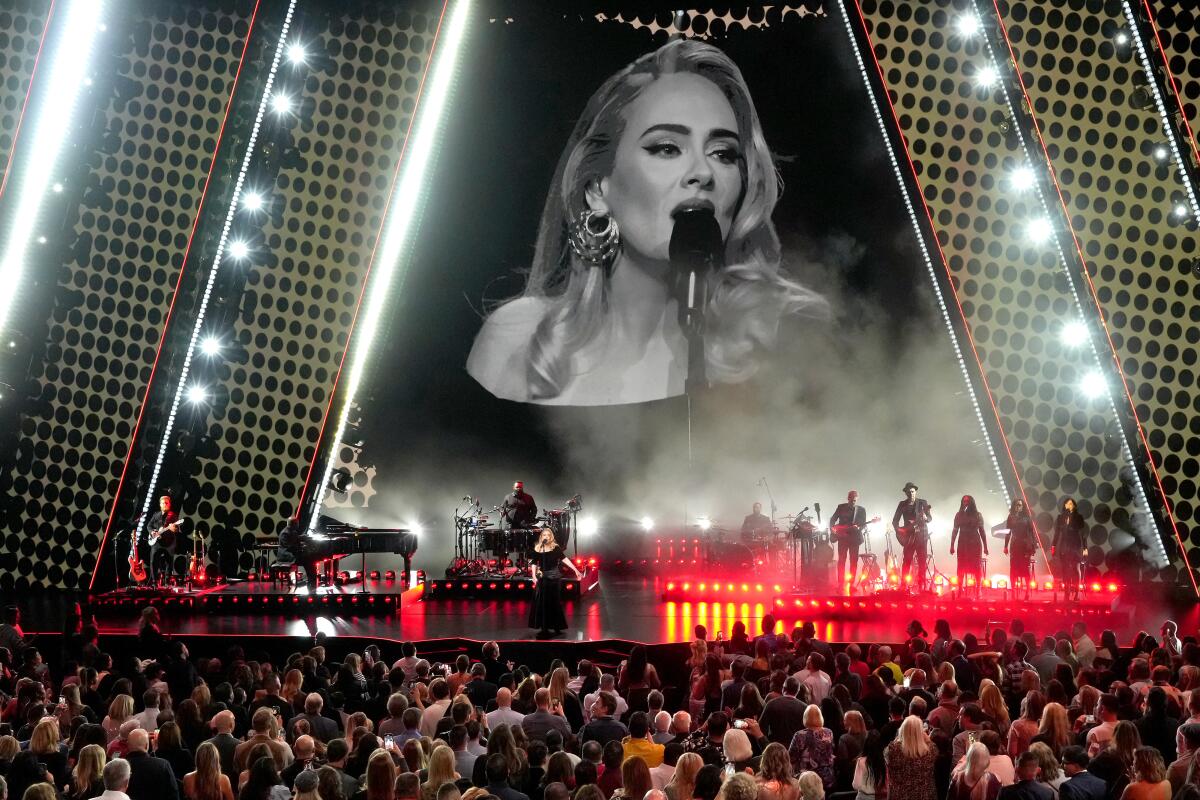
[270,561,299,586]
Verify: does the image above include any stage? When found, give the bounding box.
[60,572,1186,647]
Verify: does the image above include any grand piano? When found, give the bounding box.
[306,514,418,581]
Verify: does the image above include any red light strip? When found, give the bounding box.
[847,0,1053,577]
[297,0,451,512]
[90,0,264,591]
[0,0,57,205]
[989,0,1198,597]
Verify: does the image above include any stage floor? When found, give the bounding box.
[68,574,1180,645]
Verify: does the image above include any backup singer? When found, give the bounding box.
[529,528,584,639]
[145,495,183,584]
[741,502,772,541]
[892,482,932,592]
[1051,497,1086,601]
[949,495,987,598]
[1003,498,1036,600]
[829,490,866,593]
[501,481,538,529]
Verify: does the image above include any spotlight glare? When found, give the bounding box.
[580,517,599,537]
[1114,30,1130,47]
[956,14,981,37]
[241,191,264,211]
[228,240,250,260]
[1079,370,1107,399]
[1010,165,1036,191]
[640,516,654,532]
[0,0,105,335]
[1152,144,1169,162]
[407,521,423,537]
[287,43,307,65]
[975,65,1000,88]
[1059,320,1089,348]
[1173,203,1190,219]
[200,337,222,356]
[307,0,474,530]
[270,93,292,115]
[185,384,208,405]
[1026,217,1054,243]
[51,182,63,193]
[698,516,712,531]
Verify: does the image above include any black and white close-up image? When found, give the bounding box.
[0,1,1199,796]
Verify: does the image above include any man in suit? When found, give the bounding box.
[579,691,628,747]
[294,692,339,743]
[830,490,868,593]
[892,482,932,591]
[205,710,240,780]
[758,677,806,746]
[1059,746,1106,800]
[125,729,179,800]
[1000,752,1054,800]
[464,663,498,709]
[485,753,531,800]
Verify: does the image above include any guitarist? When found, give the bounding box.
[146,495,183,584]
[891,481,932,592]
[829,491,867,594]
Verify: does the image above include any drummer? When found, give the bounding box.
[741,502,773,541]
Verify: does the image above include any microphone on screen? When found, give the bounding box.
[669,205,724,331]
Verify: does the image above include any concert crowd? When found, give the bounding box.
[0,606,1194,800]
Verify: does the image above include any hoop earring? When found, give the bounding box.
[568,209,620,268]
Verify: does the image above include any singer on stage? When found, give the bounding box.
[466,38,824,406]
[529,528,584,639]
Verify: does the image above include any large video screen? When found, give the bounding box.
[346,6,1004,575]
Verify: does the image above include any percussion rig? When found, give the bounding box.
[446,493,581,579]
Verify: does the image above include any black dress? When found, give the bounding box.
[529,545,568,632]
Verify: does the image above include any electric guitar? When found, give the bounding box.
[147,517,186,548]
[829,516,881,544]
[895,503,931,548]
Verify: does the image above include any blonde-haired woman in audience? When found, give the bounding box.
[884,716,935,800]
[757,743,799,800]
[665,752,703,800]
[68,743,106,800]
[797,771,825,800]
[1028,743,1065,800]
[102,695,134,742]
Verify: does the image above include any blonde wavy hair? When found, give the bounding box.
[504,37,824,400]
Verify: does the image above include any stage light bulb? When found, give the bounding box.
[1173,203,1189,219]
[242,191,264,211]
[270,93,292,115]
[408,522,423,537]
[287,43,307,65]
[1079,370,1107,399]
[956,14,981,37]
[975,65,999,88]
[641,516,654,532]
[580,517,599,537]
[228,240,250,260]
[1026,217,1053,243]
[51,182,63,193]
[698,517,712,531]
[200,337,222,356]
[186,384,208,405]
[1010,165,1036,191]
[1059,320,1088,347]
[1114,31,1129,47]
[1153,144,1169,162]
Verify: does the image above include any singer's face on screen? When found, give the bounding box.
[588,72,743,264]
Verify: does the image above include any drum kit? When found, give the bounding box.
[700,508,834,582]
[449,496,578,578]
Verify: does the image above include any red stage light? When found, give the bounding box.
[489,583,497,589]
[503,583,512,589]
[682,583,690,591]
[773,584,782,593]
[1090,582,1101,592]
[700,583,707,591]
[385,570,396,580]
[1107,582,1118,592]
[742,583,750,592]
[666,582,675,591]
[794,599,802,607]
[565,583,574,590]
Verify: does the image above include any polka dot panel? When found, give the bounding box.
[860,0,1141,573]
[0,3,250,591]
[0,1,49,166]
[994,0,1200,579]
[189,7,437,571]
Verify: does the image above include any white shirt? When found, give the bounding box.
[419,699,451,737]
[583,690,628,721]
[100,791,131,800]
[1086,720,1116,757]
[650,763,675,790]
[1075,634,1097,669]
[486,706,525,730]
[793,669,832,704]
[133,708,159,731]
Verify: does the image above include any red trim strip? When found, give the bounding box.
[0,0,57,205]
[90,0,264,591]
[990,0,1198,597]
[849,0,1054,577]
[297,0,453,513]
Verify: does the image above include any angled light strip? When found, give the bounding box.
[843,0,1056,579]
[978,0,1174,574]
[0,0,104,334]
[1122,1,1199,221]
[0,0,58,205]
[1139,0,1200,182]
[308,0,471,531]
[835,3,1013,511]
[131,0,299,545]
